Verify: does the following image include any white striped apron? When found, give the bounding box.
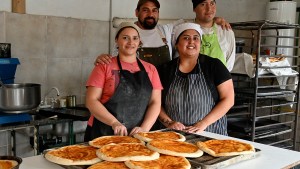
[165,61,227,135]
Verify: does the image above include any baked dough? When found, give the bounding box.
[147,139,203,158]
[133,131,186,142]
[197,139,255,157]
[89,136,144,148]
[44,145,101,165]
[87,161,129,169]
[125,154,191,169]
[269,55,285,63]
[0,160,18,169]
[97,143,160,162]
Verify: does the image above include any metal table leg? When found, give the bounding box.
[11,130,16,156]
[33,125,39,155]
[68,121,74,145]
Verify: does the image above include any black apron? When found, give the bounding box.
[84,56,152,141]
[138,45,170,67]
[138,28,171,67]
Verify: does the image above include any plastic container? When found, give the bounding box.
[0,58,20,84]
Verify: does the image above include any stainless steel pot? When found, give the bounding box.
[0,83,41,113]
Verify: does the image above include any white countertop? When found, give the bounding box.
[20,131,300,169]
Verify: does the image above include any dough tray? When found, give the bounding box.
[43,129,260,169]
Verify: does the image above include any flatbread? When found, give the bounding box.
[147,139,203,158]
[125,154,191,169]
[197,139,255,157]
[87,161,129,169]
[268,55,285,63]
[45,145,101,165]
[133,131,186,142]
[0,160,18,169]
[97,143,160,162]
[89,136,144,148]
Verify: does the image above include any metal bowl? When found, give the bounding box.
[0,156,22,169]
[0,83,41,113]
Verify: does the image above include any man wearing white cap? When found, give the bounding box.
[192,0,236,71]
[158,23,234,135]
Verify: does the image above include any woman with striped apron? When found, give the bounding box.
[158,23,234,135]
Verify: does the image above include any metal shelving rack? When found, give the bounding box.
[229,20,300,150]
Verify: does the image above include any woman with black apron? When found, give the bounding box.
[84,22,162,141]
[158,23,234,135]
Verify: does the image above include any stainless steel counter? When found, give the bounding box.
[0,107,90,155]
[0,114,74,155]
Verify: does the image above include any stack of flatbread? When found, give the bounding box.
[45,131,256,169]
[91,131,193,169]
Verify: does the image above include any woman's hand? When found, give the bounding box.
[167,121,186,131]
[129,127,147,136]
[184,121,208,134]
[112,122,127,136]
[94,54,113,65]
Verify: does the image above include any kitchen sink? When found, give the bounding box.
[38,106,90,121]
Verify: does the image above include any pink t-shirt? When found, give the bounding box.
[86,57,163,126]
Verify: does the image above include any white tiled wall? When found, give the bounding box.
[0,11,109,104]
[0,11,107,157]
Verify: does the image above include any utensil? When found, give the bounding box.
[0,83,41,113]
[0,155,22,169]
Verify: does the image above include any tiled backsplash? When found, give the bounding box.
[0,11,110,104]
[0,11,106,157]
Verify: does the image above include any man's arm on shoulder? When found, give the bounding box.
[214,17,231,30]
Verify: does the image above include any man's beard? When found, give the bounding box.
[138,17,157,29]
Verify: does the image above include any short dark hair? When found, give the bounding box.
[192,0,216,9]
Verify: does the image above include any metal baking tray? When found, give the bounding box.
[43,129,260,169]
[172,130,261,169]
[235,88,294,97]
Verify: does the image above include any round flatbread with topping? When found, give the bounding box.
[44,145,101,165]
[0,160,18,169]
[97,143,159,162]
[133,131,186,142]
[89,136,144,148]
[87,161,129,169]
[147,139,203,158]
[197,139,255,157]
[125,154,191,169]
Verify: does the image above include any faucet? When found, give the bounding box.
[41,87,60,108]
